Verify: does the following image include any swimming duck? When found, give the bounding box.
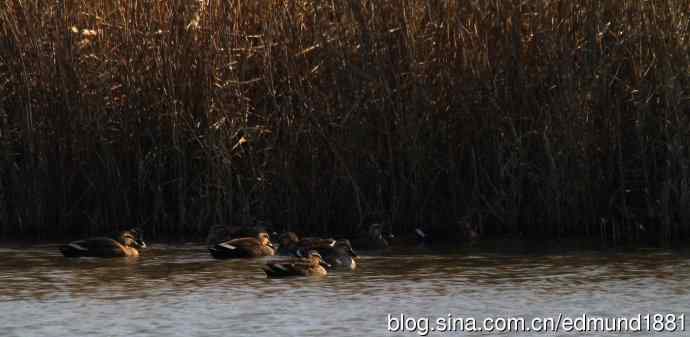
[279,233,357,270]
[262,250,330,278]
[351,223,392,250]
[60,228,147,258]
[318,239,358,270]
[276,231,336,256]
[209,231,275,259]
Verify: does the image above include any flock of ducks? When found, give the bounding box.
[59,224,396,278]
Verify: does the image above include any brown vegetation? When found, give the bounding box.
[1,1,689,244]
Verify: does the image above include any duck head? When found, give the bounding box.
[257,232,271,245]
[120,228,147,249]
[307,250,331,269]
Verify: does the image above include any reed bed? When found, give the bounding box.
[1,0,689,244]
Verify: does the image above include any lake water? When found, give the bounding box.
[0,244,688,336]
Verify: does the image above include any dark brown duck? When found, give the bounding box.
[209,231,275,259]
[276,231,336,256]
[60,228,147,258]
[318,239,358,271]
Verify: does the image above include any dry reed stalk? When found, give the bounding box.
[0,0,688,244]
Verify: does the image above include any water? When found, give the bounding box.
[0,244,688,337]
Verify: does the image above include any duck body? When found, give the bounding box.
[319,239,358,270]
[60,228,146,258]
[277,232,336,256]
[60,237,138,257]
[209,237,275,259]
[263,251,330,278]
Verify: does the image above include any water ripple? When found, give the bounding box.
[0,246,688,337]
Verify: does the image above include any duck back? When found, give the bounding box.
[60,237,138,258]
[263,261,327,278]
[209,237,274,259]
[319,240,357,270]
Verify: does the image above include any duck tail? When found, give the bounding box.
[209,242,241,259]
[262,263,291,278]
[208,247,227,259]
[60,242,88,257]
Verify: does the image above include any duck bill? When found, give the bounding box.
[137,241,147,249]
[319,261,332,269]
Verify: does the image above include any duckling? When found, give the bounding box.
[262,250,330,278]
[209,232,275,259]
[351,223,391,250]
[60,228,147,258]
[276,231,336,256]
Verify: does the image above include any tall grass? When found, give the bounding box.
[1,0,689,244]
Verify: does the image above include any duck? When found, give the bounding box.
[279,232,358,270]
[60,228,147,258]
[351,223,392,250]
[318,239,358,270]
[276,231,336,256]
[262,250,330,278]
[209,231,275,259]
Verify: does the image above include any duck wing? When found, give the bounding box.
[209,237,263,259]
[301,238,336,249]
[262,261,309,278]
[294,238,336,257]
[60,237,128,258]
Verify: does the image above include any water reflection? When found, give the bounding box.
[0,245,688,336]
